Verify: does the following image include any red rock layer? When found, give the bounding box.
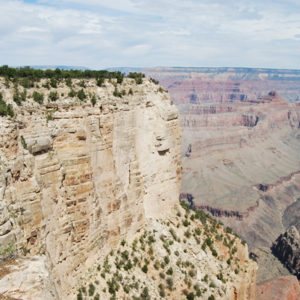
[256,275,300,300]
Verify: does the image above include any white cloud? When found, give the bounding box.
[0,0,299,68]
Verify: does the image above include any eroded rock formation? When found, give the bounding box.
[0,77,256,299]
[272,226,300,279]
[0,77,181,299]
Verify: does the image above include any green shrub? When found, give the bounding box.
[20,77,32,88]
[49,91,59,101]
[32,91,44,104]
[21,136,27,149]
[113,87,122,98]
[163,256,170,265]
[158,284,165,297]
[65,77,72,87]
[0,97,14,118]
[186,292,195,300]
[166,267,173,275]
[184,230,191,238]
[97,78,104,87]
[88,283,95,296]
[68,89,76,98]
[49,78,57,88]
[166,277,173,290]
[13,88,21,105]
[150,77,159,85]
[128,72,144,84]
[0,242,15,259]
[79,80,86,88]
[77,291,83,300]
[91,94,96,106]
[188,269,196,278]
[77,89,86,101]
[226,227,233,234]
[183,219,190,227]
[141,264,148,273]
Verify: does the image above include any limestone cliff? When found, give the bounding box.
[0,76,255,299]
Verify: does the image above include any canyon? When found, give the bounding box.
[0,74,256,299]
[142,67,300,291]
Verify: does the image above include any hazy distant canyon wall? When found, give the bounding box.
[143,67,300,251]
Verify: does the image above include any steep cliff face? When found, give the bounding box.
[0,77,181,299]
[0,76,256,299]
[272,226,300,279]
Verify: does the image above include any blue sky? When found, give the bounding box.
[1,0,300,69]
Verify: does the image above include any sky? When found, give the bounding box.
[0,0,300,69]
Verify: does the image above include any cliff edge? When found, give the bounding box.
[0,73,256,299]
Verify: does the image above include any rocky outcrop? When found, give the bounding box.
[0,256,57,299]
[76,203,257,300]
[0,77,182,299]
[249,247,291,283]
[271,226,300,279]
[256,275,300,300]
[0,75,258,299]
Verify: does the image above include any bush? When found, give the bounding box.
[77,291,83,300]
[128,72,144,84]
[164,256,170,265]
[166,267,173,275]
[97,78,104,87]
[0,242,15,259]
[49,91,59,101]
[88,283,95,296]
[20,77,33,88]
[21,136,27,149]
[32,91,44,104]
[186,292,195,300]
[113,87,122,98]
[150,77,159,85]
[141,264,148,273]
[65,78,72,87]
[166,277,173,290]
[91,95,96,106]
[158,284,165,297]
[79,80,86,88]
[13,88,21,105]
[68,89,76,98]
[77,89,86,101]
[226,227,233,234]
[50,78,57,88]
[0,97,14,118]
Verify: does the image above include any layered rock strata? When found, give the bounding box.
[0,77,181,299]
[272,226,300,279]
[0,77,257,299]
